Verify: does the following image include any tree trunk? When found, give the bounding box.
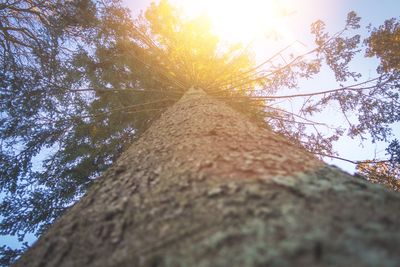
[15,88,400,267]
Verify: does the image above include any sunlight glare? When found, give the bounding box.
[171,0,295,44]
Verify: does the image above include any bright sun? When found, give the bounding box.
[170,0,295,44]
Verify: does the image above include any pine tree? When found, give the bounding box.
[14,87,400,267]
[1,0,400,265]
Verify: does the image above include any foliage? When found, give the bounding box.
[353,18,400,191]
[356,139,400,192]
[0,242,29,266]
[0,0,400,264]
[1,0,99,237]
[356,161,400,192]
[387,139,400,164]
[365,18,400,72]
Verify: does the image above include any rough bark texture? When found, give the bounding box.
[15,88,400,267]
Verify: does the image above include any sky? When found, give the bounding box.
[1,0,399,253]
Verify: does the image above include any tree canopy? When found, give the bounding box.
[0,0,399,264]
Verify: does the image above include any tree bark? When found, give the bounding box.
[15,88,400,267]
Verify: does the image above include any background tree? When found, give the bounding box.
[355,18,400,188]
[356,139,400,191]
[1,0,98,239]
[356,161,400,191]
[1,0,399,264]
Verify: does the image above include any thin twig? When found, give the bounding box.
[314,152,391,165]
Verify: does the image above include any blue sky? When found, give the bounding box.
[1,0,399,253]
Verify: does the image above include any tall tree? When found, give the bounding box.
[13,87,400,267]
[355,18,400,185]
[1,0,400,264]
[1,1,259,254]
